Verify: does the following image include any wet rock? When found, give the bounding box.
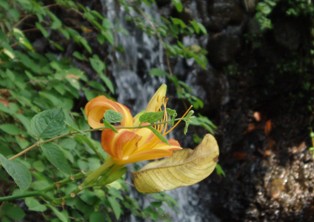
[207,31,242,67]
[185,68,229,117]
[207,0,246,32]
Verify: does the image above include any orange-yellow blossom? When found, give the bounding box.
[85,84,182,165]
[101,128,181,165]
[85,95,133,128]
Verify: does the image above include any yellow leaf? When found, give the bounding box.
[133,134,219,193]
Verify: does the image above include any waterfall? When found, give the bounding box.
[101,0,165,113]
[99,1,216,221]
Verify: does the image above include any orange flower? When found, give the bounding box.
[101,128,181,165]
[85,95,133,128]
[85,84,182,165]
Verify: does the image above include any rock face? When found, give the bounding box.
[203,0,247,67]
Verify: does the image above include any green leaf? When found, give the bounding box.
[48,12,62,30]
[197,22,207,34]
[1,203,25,221]
[149,68,168,77]
[133,134,219,193]
[103,120,117,133]
[25,197,47,212]
[172,0,183,12]
[139,112,164,124]
[99,73,114,94]
[190,20,207,34]
[0,124,21,135]
[47,204,69,222]
[89,212,105,222]
[36,22,49,38]
[89,55,105,75]
[183,110,194,135]
[147,126,168,144]
[171,18,186,29]
[104,110,122,123]
[190,114,217,134]
[108,197,122,220]
[31,180,51,190]
[0,154,32,191]
[16,136,30,149]
[41,143,72,175]
[102,30,114,45]
[215,163,226,177]
[30,108,67,139]
[13,28,34,51]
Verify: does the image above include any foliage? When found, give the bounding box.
[255,0,314,30]
[0,0,217,221]
[255,0,279,30]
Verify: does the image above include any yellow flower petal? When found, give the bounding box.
[101,127,181,165]
[145,84,167,112]
[133,84,167,126]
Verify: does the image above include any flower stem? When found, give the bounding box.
[82,157,115,186]
[0,191,42,202]
[0,172,85,202]
[8,118,188,161]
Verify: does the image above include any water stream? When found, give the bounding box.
[100,1,208,221]
[98,1,314,221]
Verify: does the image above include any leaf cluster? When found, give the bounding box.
[0,0,176,221]
[0,0,220,221]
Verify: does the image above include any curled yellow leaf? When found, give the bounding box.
[133,134,219,193]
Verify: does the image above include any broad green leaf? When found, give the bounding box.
[41,143,71,175]
[89,212,105,222]
[32,160,45,172]
[30,108,66,139]
[102,30,114,45]
[108,197,122,220]
[104,110,122,123]
[133,134,219,193]
[0,154,32,191]
[16,136,30,149]
[31,180,51,190]
[25,197,47,212]
[89,55,105,75]
[139,111,164,124]
[99,73,114,94]
[0,203,25,221]
[0,124,21,135]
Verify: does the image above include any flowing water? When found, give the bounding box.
[99,1,314,221]
[101,0,166,112]
[100,1,207,221]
